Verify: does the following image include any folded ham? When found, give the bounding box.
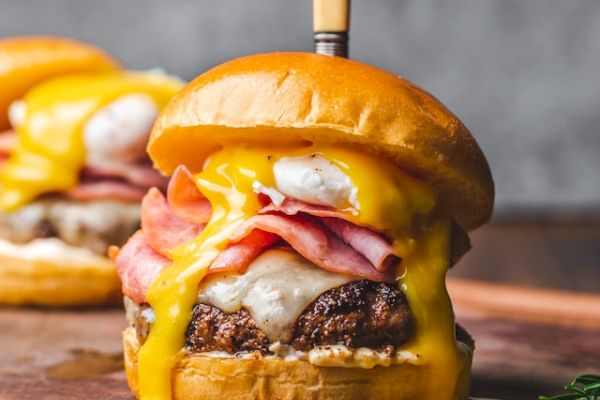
[70,161,169,202]
[321,218,400,272]
[209,229,280,273]
[141,188,203,255]
[66,181,148,202]
[116,165,405,302]
[229,214,395,282]
[264,198,470,266]
[260,197,354,221]
[262,199,400,272]
[115,230,170,303]
[82,162,169,191]
[167,165,211,224]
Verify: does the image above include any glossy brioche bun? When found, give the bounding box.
[149,52,493,230]
[0,238,121,306]
[123,327,473,400]
[0,35,120,130]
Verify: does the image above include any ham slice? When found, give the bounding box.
[67,159,168,202]
[117,191,276,302]
[167,165,211,225]
[140,184,396,281]
[65,181,147,201]
[141,188,203,256]
[230,213,395,282]
[82,161,169,191]
[117,174,404,302]
[261,198,351,221]
[209,230,280,273]
[115,230,170,303]
[262,198,399,272]
[140,185,278,274]
[321,218,400,271]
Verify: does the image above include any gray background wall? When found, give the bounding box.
[1,0,599,215]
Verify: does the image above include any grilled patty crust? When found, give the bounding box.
[290,280,412,351]
[186,305,271,354]
[130,280,413,354]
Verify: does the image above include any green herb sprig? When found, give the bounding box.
[539,375,600,400]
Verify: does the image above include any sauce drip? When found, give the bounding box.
[0,71,182,211]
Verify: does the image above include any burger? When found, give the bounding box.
[0,36,120,133]
[116,52,494,399]
[0,36,183,306]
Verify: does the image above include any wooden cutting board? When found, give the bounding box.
[0,278,599,400]
[448,278,600,399]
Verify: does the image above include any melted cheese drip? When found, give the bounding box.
[138,144,460,400]
[0,71,183,211]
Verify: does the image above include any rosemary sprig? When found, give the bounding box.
[539,375,600,400]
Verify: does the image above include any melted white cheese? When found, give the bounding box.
[83,93,158,165]
[197,249,354,342]
[273,155,359,209]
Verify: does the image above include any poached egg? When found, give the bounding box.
[257,154,360,210]
[83,93,158,165]
[10,93,159,166]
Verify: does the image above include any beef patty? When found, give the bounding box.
[0,198,140,254]
[128,280,478,356]
[148,280,412,355]
[185,306,271,354]
[290,280,412,351]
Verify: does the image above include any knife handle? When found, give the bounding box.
[313,0,350,58]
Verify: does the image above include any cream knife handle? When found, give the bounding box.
[313,0,350,57]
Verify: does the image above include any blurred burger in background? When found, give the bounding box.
[0,36,184,307]
[0,36,119,138]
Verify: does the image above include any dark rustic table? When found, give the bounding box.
[450,215,600,293]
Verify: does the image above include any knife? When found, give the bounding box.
[313,0,350,57]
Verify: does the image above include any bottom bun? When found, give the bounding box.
[123,327,473,400]
[0,238,121,306]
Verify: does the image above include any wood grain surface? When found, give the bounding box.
[450,216,600,293]
[449,278,600,399]
[1,278,599,400]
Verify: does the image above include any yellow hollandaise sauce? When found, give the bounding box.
[139,144,462,400]
[400,218,461,398]
[0,71,183,211]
